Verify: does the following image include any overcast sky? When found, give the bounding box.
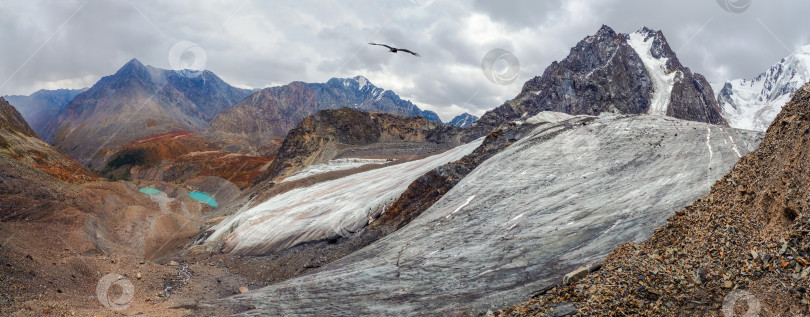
[1,0,808,121]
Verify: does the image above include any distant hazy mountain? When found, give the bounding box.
[208,76,442,152]
[4,88,86,137]
[717,45,810,131]
[465,25,726,140]
[447,112,479,128]
[46,58,252,169]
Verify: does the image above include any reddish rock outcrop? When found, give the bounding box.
[103,131,271,189]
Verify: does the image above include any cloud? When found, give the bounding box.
[1,0,810,120]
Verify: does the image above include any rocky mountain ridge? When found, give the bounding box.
[0,97,95,183]
[465,25,726,141]
[101,130,271,189]
[208,76,442,154]
[264,107,461,181]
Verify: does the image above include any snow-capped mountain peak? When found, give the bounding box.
[448,112,479,128]
[718,45,810,131]
[353,75,369,89]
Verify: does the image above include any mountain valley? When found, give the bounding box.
[1,12,809,317]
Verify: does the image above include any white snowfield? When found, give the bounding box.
[718,45,810,132]
[628,31,679,116]
[524,111,573,124]
[280,158,390,183]
[205,138,483,254]
[222,114,762,316]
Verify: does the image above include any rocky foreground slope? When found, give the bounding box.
[466,26,726,141]
[214,113,760,316]
[498,85,810,317]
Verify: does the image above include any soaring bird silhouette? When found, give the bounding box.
[368,43,420,57]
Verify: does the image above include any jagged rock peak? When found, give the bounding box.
[464,25,725,142]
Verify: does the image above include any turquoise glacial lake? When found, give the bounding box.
[139,187,162,195]
[188,191,218,207]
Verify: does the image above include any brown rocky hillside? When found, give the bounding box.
[0,97,95,183]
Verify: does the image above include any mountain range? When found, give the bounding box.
[45,58,253,169]
[718,45,810,132]
[36,59,449,169]
[199,26,763,315]
[207,76,443,155]
[2,22,810,317]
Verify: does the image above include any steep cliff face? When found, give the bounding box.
[208,76,442,154]
[0,97,37,138]
[265,107,460,180]
[46,59,251,169]
[465,25,726,141]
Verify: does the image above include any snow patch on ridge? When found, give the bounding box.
[627,31,677,116]
[281,158,390,183]
[525,111,574,124]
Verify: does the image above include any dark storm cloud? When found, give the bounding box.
[1,0,809,121]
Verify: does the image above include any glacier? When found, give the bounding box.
[204,138,483,254]
[217,114,762,316]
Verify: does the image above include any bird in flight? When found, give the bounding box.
[368,43,420,57]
